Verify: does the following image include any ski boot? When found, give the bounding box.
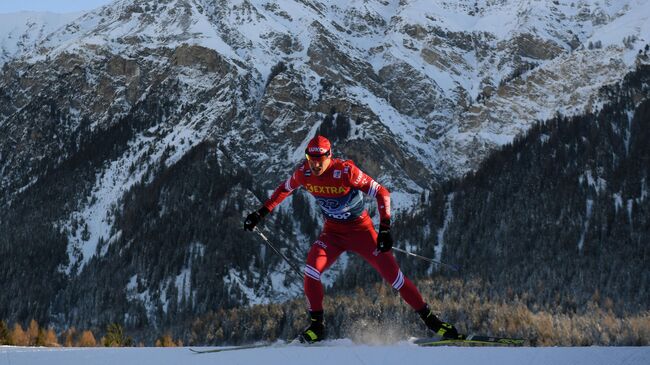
[417,304,465,340]
[299,310,325,344]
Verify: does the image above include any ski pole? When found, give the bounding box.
[392,247,461,272]
[253,227,304,282]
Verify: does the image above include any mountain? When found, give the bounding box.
[0,0,649,339]
[4,0,649,207]
[0,11,83,66]
[391,62,650,315]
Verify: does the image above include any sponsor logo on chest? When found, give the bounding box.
[305,183,347,194]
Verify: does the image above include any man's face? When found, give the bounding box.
[306,154,332,176]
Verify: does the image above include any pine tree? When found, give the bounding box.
[10,323,29,346]
[155,332,178,347]
[0,320,10,345]
[103,323,133,347]
[27,320,40,346]
[44,328,59,347]
[62,327,77,347]
[77,330,97,347]
[35,328,47,347]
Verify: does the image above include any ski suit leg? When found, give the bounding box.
[304,233,344,312]
[346,219,426,311]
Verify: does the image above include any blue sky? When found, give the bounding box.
[0,0,112,14]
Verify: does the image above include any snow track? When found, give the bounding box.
[2,343,649,365]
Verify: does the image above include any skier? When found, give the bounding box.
[244,135,462,343]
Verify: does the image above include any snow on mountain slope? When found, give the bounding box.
[1,343,649,365]
[8,0,649,192]
[0,11,83,66]
[32,0,241,64]
[435,0,650,172]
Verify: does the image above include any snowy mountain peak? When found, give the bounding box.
[0,11,83,65]
[33,0,231,59]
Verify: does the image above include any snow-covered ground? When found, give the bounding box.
[2,342,649,365]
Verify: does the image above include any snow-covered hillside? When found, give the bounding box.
[6,0,650,196]
[0,11,83,66]
[2,342,649,365]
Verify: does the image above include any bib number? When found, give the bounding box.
[327,212,351,220]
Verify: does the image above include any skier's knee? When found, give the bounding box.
[304,264,321,281]
[391,270,405,290]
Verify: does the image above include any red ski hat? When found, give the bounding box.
[305,135,332,159]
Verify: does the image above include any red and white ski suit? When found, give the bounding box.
[263,158,426,312]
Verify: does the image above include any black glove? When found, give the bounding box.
[244,206,269,231]
[376,220,393,252]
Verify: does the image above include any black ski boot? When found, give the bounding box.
[417,304,464,340]
[299,310,325,344]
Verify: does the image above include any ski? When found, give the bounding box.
[189,338,310,354]
[189,342,274,354]
[414,334,529,347]
[189,338,353,353]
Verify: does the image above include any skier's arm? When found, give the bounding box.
[244,168,301,231]
[262,170,301,212]
[346,163,391,224]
